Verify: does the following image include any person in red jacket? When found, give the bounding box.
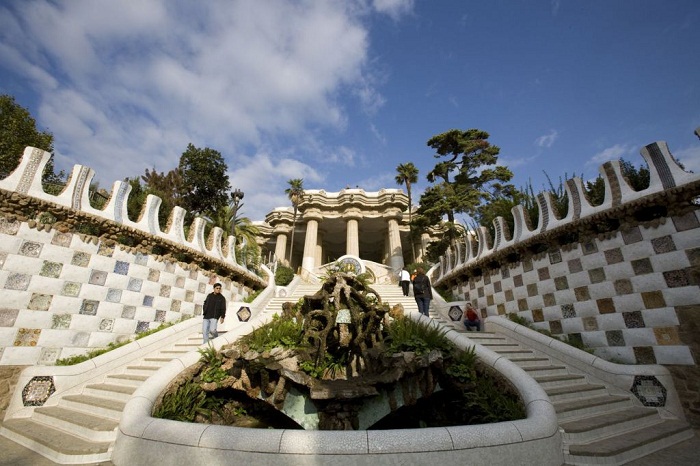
[463,303,481,331]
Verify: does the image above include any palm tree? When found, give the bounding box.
[208,200,259,265]
[285,178,304,267]
[395,163,419,262]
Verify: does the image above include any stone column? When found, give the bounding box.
[301,209,323,275]
[315,231,324,266]
[384,208,404,272]
[344,208,362,257]
[274,232,288,264]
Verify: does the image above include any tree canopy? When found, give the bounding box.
[0,94,64,190]
[178,143,231,218]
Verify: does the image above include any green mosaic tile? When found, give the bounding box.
[40,261,63,278]
[554,276,569,290]
[71,252,90,267]
[589,267,606,284]
[632,258,653,275]
[52,314,71,329]
[62,282,81,297]
[574,286,590,301]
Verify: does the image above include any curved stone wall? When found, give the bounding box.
[112,312,562,466]
[0,147,267,365]
[431,140,700,424]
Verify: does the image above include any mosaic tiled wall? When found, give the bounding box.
[453,211,699,365]
[0,219,252,366]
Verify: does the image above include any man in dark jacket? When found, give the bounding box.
[412,267,433,317]
[202,282,226,344]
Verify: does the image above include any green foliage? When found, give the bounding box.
[142,166,183,227]
[56,316,191,365]
[462,375,526,423]
[285,178,305,265]
[385,318,454,356]
[55,340,130,366]
[299,351,349,379]
[179,143,231,218]
[244,289,263,303]
[507,313,530,327]
[238,314,304,353]
[445,346,477,383]
[75,222,101,236]
[507,313,592,353]
[153,380,222,422]
[198,346,228,384]
[420,128,514,226]
[275,264,295,286]
[0,94,54,176]
[435,287,457,302]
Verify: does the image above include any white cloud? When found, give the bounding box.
[674,145,700,173]
[372,0,415,21]
[0,1,389,218]
[535,130,558,148]
[587,143,634,165]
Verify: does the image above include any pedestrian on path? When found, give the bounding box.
[399,267,411,296]
[412,267,432,317]
[202,282,226,344]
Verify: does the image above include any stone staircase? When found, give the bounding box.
[0,332,204,464]
[448,327,694,465]
[4,279,691,465]
[263,282,421,316]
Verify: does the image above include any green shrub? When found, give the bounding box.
[153,380,222,422]
[238,314,304,352]
[385,318,453,356]
[275,264,295,286]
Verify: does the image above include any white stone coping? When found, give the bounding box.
[3,264,275,421]
[4,317,203,419]
[112,312,562,466]
[486,315,687,421]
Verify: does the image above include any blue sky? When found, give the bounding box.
[1,0,699,222]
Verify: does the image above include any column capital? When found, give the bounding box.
[273,224,292,235]
[343,208,363,221]
[383,208,404,221]
[302,208,324,222]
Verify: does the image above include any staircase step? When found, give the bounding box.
[61,394,125,421]
[84,383,136,402]
[143,356,176,363]
[534,374,587,388]
[520,365,568,377]
[1,419,112,463]
[554,394,631,420]
[509,358,554,368]
[106,373,150,387]
[560,407,660,443]
[546,383,607,402]
[125,364,163,375]
[566,420,693,464]
[34,406,118,442]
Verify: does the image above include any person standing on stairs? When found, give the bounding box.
[202,282,226,344]
[399,267,411,296]
[412,267,432,317]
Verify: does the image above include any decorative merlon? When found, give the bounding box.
[0,146,259,282]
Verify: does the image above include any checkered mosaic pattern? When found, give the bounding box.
[453,211,700,365]
[0,220,253,365]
